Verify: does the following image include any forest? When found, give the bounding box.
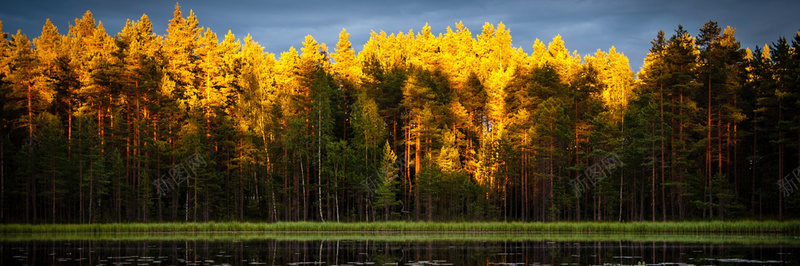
[1,5,799,224]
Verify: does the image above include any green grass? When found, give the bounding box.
[2,220,800,234]
[2,232,799,245]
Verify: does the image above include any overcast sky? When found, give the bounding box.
[2,0,798,72]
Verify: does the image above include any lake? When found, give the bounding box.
[2,233,798,265]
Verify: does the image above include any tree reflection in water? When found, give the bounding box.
[2,238,798,265]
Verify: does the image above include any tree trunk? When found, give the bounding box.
[415,115,421,220]
[27,83,34,224]
[659,82,664,222]
[406,114,411,215]
[89,160,93,223]
[79,117,84,223]
[778,98,784,220]
[318,103,325,222]
[652,119,656,222]
[549,122,554,221]
[718,109,723,174]
[52,152,56,224]
[301,158,307,221]
[707,74,712,218]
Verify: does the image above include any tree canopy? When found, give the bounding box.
[1,8,799,223]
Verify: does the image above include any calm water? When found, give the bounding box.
[2,234,798,265]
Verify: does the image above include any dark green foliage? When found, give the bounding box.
[2,12,800,224]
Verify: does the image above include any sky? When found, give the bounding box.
[1,0,798,72]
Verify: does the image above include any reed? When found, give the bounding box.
[2,232,797,245]
[2,220,799,234]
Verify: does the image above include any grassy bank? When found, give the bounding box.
[2,232,799,245]
[3,220,800,234]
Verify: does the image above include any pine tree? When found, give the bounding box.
[375,141,399,221]
[0,21,10,221]
[6,30,55,223]
[698,22,746,217]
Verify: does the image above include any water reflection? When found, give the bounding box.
[2,238,797,265]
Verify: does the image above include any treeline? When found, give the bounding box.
[1,5,799,223]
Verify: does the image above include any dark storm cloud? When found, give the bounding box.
[2,0,798,71]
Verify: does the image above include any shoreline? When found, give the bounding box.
[3,220,799,234]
